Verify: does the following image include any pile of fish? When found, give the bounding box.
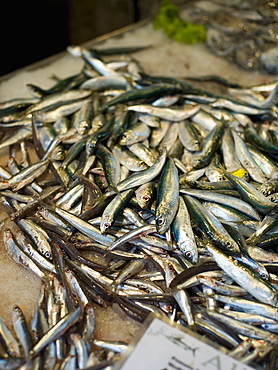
[1,42,278,369]
[181,0,278,74]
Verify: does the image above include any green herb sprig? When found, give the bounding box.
[153,0,206,44]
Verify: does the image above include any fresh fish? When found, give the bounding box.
[12,305,33,366]
[180,188,261,221]
[3,228,46,279]
[119,121,151,146]
[55,206,115,246]
[224,171,276,214]
[100,189,134,234]
[182,195,240,253]
[155,157,179,234]
[116,147,167,192]
[112,144,148,172]
[190,123,224,170]
[127,103,200,121]
[171,196,198,262]
[207,242,278,307]
[2,37,278,369]
[31,306,82,357]
[95,143,121,191]
[231,129,268,183]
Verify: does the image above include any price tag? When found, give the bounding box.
[114,314,256,370]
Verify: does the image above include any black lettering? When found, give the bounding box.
[170,356,193,370]
[168,362,182,370]
[201,356,221,369]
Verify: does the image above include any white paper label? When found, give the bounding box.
[116,317,255,370]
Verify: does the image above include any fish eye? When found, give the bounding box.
[80,121,87,128]
[185,251,192,259]
[192,158,202,167]
[225,241,232,248]
[259,272,269,280]
[157,218,164,226]
[168,264,175,272]
[103,222,110,229]
[45,252,51,259]
[142,195,150,202]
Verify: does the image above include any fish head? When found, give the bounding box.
[100,216,112,234]
[3,228,13,240]
[189,138,201,152]
[94,173,108,190]
[51,146,65,161]
[86,137,97,157]
[77,119,90,136]
[42,250,52,260]
[119,131,135,146]
[179,242,198,263]
[136,190,153,208]
[12,305,23,321]
[67,45,83,57]
[137,161,149,171]
[155,211,171,235]
[257,268,270,281]
[220,236,240,254]
[190,156,204,170]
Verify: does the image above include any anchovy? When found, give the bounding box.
[127,103,200,121]
[95,143,121,191]
[171,196,198,262]
[119,122,151,146]
[207,310,278,343]
[155,157,179,234]
[127,142,156,166]
[80,75,128,91]
[224,171,276,214]
[100,83,182,111]
[100,189,134,234]
[31,305,82,357]
[180,187,261,221]
[116,147,167,192]
[54,207,115,246]
[231,129,268,183]
[207,242,278,307]
[3,228,46,279]
[12,305,33,367]
[110,223,156,249]
[25,90,92,114]
[3,37,278,370]
[183,195,240,253]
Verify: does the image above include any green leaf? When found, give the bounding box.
[153,0,206,44]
